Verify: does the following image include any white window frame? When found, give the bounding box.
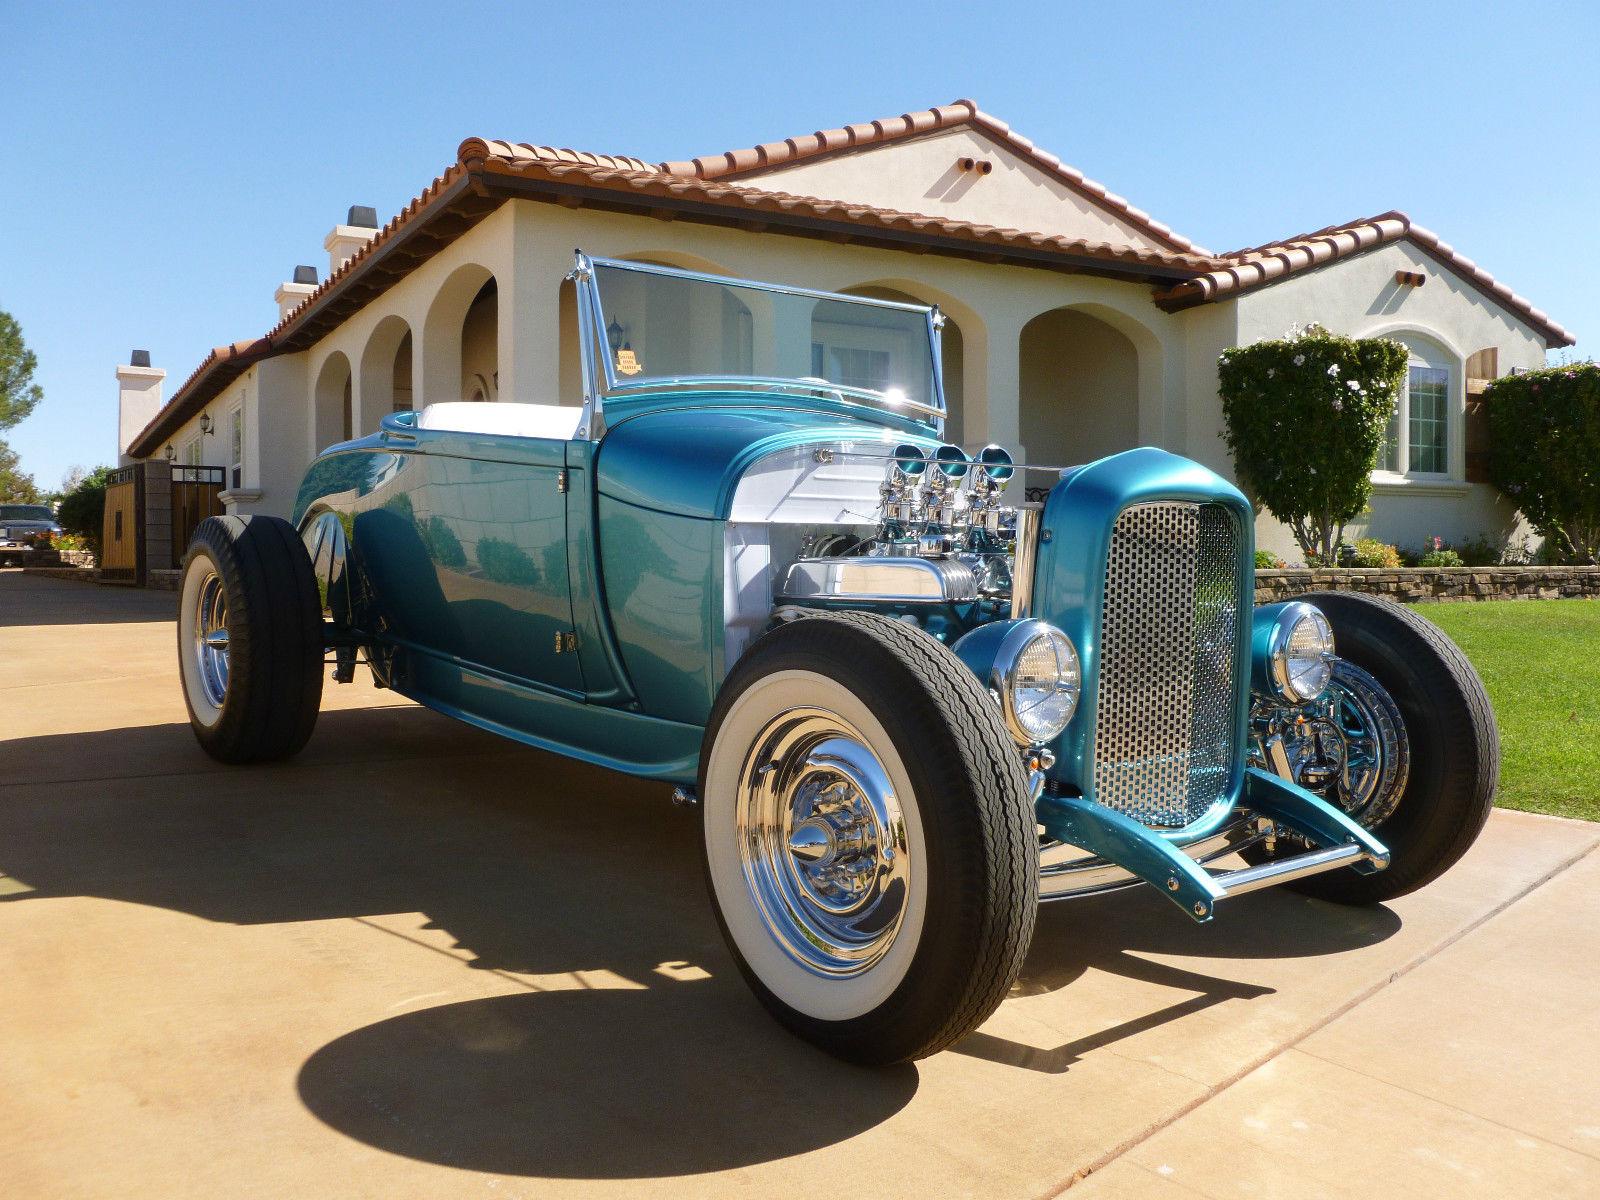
[1371,334,1463,489]
[227,403,244,490]
[184,436,202,466]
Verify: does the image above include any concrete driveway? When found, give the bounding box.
[3,569,1597,1199]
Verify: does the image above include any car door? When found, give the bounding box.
[410,428,583,695]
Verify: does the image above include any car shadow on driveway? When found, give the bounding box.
[0,704,1401,1178]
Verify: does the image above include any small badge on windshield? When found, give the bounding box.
[615,347,642,376]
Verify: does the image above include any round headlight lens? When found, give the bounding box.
[1274,605,1335,702]
[1002,624,1081,744]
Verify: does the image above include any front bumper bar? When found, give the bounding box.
[1035,766,1390,923]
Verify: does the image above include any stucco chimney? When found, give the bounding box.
[323,205,379,275]
[275,264,318,321]
[117,350,166,465]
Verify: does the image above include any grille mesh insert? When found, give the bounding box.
[1092,501,1241,827]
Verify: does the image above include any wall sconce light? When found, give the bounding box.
[606,319,626,354]
[164,444,176,462]
[199,413,214,436]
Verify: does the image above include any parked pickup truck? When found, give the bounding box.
[0,504,64,563]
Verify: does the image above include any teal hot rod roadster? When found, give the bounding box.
[177,254,1496,1064]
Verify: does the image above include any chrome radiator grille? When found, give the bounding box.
[1092,501,1242,827]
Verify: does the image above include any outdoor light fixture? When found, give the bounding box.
[164,444,176,461]
[199,413,213,435]
[606,319,626,353]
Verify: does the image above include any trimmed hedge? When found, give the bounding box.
[1219,325,1408,565]
[1487,362,1600,563]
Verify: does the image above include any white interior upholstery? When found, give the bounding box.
[416,402,583,441]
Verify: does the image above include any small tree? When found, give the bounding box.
[0,310,43,432]
[1486,362,1600,563]
[56,465,114,555]
[0,440,41,503]
[1218,325,1408,564]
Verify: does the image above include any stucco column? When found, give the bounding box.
[501,207,571,406]
[971,307,1026,452]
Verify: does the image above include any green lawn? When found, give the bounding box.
[1420,599,1600,822]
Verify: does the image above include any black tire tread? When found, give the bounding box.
[701,611,1038,1064]
[181,515,324,764]
[1289,590,1497,902]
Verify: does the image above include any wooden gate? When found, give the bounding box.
[100,466,142,585]
[171,465,226,553]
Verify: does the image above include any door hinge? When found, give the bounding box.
[553,630,579,654]
[556,470,568,493]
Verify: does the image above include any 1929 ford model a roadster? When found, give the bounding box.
[177,255,1496,1064]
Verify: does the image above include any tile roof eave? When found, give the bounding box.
[1152,213,1576,349]
[469,152,1217,280]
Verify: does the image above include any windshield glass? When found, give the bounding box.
[590,262,940,416]
[0,505,53,522]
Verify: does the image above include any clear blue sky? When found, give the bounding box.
[3,0,1595,491]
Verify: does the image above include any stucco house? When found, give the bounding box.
[116,99,1574,565]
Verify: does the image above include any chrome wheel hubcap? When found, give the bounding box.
[735,708,910,977]
[1271,660,1409,828]
[193,569,230,709]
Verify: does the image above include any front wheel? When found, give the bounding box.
[700,611,1039,1065]
[1256,591,1498,903]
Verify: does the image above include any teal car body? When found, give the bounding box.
[289,253,1390,922]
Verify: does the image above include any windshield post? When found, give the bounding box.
[567,250,606,440]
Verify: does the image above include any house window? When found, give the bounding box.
[228,405,244,490]
[184,437,202,466]
[1378,360,1452,478]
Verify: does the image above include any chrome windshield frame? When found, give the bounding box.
[566,251,947,440]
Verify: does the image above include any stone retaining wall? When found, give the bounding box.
[1255,566,1600,605]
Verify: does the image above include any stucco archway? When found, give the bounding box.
[312,351,353,455]
[421,263,498,403]
[358,314,414,425]
[1018,303,1163,498]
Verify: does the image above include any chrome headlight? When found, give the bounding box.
[1269,602,1335,702]
[996,620,1081,745]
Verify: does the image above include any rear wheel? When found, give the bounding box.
[700,611,1038,1065]
[1254,591,1497,903]
[178,515,324,763]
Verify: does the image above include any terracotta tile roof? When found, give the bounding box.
[1154,210,1575,348]
[658,99,1215,258]
[460,142,1218,274]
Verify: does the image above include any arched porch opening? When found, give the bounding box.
[312,351,353,454]
[1018,306,1142,498]
[421,263,497,404]
[357,314,414,427]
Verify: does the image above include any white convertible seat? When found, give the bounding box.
[416,402,583,441]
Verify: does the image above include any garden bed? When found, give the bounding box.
[1256,565,1600,605]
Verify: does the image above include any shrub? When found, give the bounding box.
[55,465,114,555]
[1348,538,1402,568]
[1486,362,1600,563]
[1419,547,1464,567]
[1219,325,1409,565]
[1254,549,1287,569]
